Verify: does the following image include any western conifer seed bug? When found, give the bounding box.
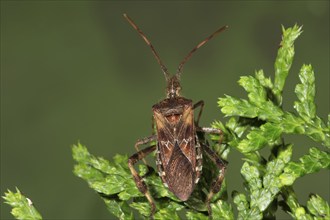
[124,14,228,219]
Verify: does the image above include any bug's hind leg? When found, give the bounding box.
[201,143,228,218]
[128,144,157,219]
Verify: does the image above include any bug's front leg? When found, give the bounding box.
[193,100,205,126]
[201,143,228,218]
[134,135,157,165]
[128,136,157,219]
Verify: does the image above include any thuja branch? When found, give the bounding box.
[215,24,329,219]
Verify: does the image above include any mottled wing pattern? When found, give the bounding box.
[153,104,195,166]
[164,141,194,200]
[176,106,195,168]
[153,110,175,166]
[153,104,196,200]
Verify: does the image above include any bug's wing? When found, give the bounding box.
[154,105,196,201]
[153,111,175,166]
[153,105,195,166]
[164,140,195,201]
[176,106,195,167]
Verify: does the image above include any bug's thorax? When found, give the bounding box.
[152,75,191,125]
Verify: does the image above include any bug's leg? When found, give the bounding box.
[128,144,157,219]
[198,127,224,145]
[193,100,223,144]
[193,100,205,126]
[151,116,156,136]
[201,143,228,218]
[134,135,157,166]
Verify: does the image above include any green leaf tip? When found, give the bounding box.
[294,64,316,121]
[307,194,330,218]
[274,24,303,105]
[281,147,330,186]
[3,188,42,220]
[238,75,267,105]
[72,142,141,197]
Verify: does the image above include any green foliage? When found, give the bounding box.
[71,143,227,219]
[215,24,329,219]
[3,24,329,220]
[307,194,330,218]
[281,187,330,220]
[2,188,42,220]
[280,147,330,185]
[218,26,329,150]
[274,25,302,105]
[230,145,294,220]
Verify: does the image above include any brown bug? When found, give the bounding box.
[124,14,228,218]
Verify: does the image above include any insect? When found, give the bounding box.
[124,14,228,219]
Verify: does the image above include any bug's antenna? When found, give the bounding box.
[176,25,228,79]
[123,14,170,81]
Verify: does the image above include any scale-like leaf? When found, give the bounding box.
[238,76,267,105]
[280,147,330,185]
[237,122,282,153]
[186,211,208,220]
[104,199,133,220]
[218,96,258,118]
[130,201,151,217]
[294,64,316,121]
[3,188,42,220]
[154,201,184,220]
[211,200,234,220]
[274,25,302,104]
[307,194,330,218]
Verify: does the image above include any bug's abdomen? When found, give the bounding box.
[160,141,195,201]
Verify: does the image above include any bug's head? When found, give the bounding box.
[166,75,181,99]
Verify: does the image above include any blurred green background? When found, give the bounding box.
[1,1,329,219]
